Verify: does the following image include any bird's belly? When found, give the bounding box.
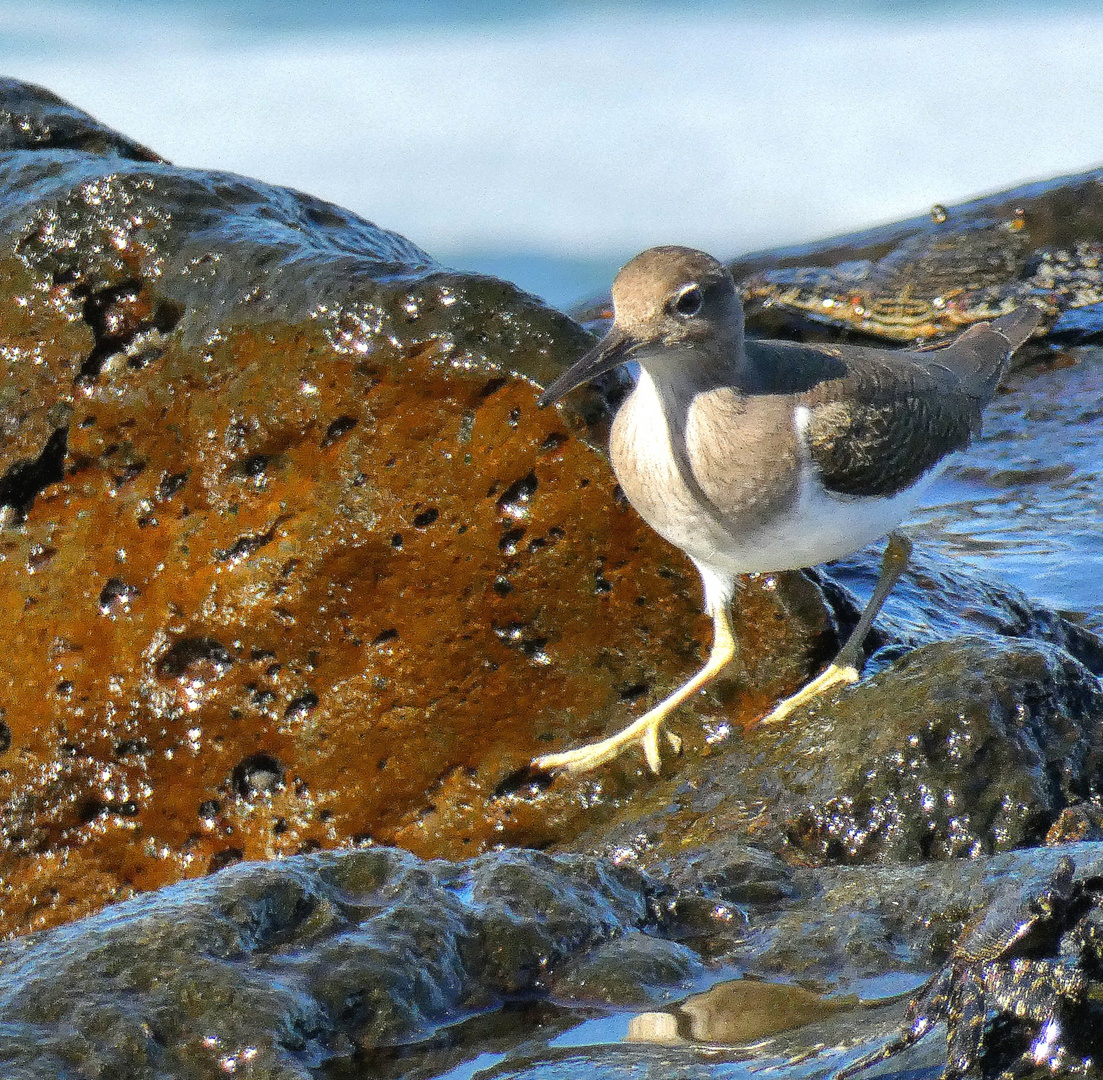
[623,455,947,578]
[696,461,948,576]
[721,469,940,573]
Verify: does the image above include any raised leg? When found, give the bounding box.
[759,532,913,726]
[533,600,737,776]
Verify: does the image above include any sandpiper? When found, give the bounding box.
[534,246,1040,776]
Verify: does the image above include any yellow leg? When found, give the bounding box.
[534,603,737,776]
[759,532,913,725]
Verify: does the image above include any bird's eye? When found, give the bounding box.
[672,285,702,317]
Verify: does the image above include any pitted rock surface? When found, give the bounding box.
[0,80,830,940]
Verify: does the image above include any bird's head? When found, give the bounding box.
[539,246,743,407]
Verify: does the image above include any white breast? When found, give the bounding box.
[612,370,750,568]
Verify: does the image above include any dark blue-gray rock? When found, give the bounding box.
[0,847,662,1078]
[7,840,1103,1080]
[562,553,1103,866]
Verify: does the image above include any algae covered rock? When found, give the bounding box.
[782,636,1103,860]
[0,79,830,940]
[733,165,1103,343]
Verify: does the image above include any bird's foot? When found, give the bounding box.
[533,711,682,776]
[758,662,860,726]
[534,609,735,777]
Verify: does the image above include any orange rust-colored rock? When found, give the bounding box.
[0,81,833,939]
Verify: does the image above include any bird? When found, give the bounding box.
[532,245,1041,776]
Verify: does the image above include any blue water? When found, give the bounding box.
[913,348,1103,627]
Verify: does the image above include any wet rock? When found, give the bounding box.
[0,76,162,160]
[548,934,707,1007]
[497,845,1103,1079]
[0,80,830,939]
[1045,803,1103,845]
[782,637,1103,861]
[396,842,1103,1074]
[6,78,1103,974]
[0,847,663,1078]
[816,545,1103,675]
[662,841,798,911]
[732,165,1103,344]
[3,837,1101,1080]
[558,554,1103,866]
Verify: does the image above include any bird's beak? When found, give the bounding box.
[538,327,638,407]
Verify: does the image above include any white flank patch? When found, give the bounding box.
[684,405,947,578]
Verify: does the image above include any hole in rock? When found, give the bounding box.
[0,427,67,520]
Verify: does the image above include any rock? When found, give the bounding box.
[732,165,1103,344]
[1046,803,1103,845]
[548,934,706,1007]
[782,637,1103,861]
[0,77,162,160]
[564,555,1103,865]
[741,843,1103,990]
[0,80,830,940]
[814,546,1103,671]
[0,847,662,1078]
[4,836,1102,1080]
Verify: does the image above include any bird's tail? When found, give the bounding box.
[987,304,1044,352]
[932,303,1043,400]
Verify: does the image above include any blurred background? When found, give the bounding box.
[6,0,1103,310]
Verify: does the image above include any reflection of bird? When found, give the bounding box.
[534,246,1040,776]
[627,977,846,1046]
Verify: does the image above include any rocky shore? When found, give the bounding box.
[4,79,1103,1079]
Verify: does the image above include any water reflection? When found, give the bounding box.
[627,977,848,1047]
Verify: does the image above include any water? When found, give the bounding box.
[913,347,1103,628]
[7,0,1103,310]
